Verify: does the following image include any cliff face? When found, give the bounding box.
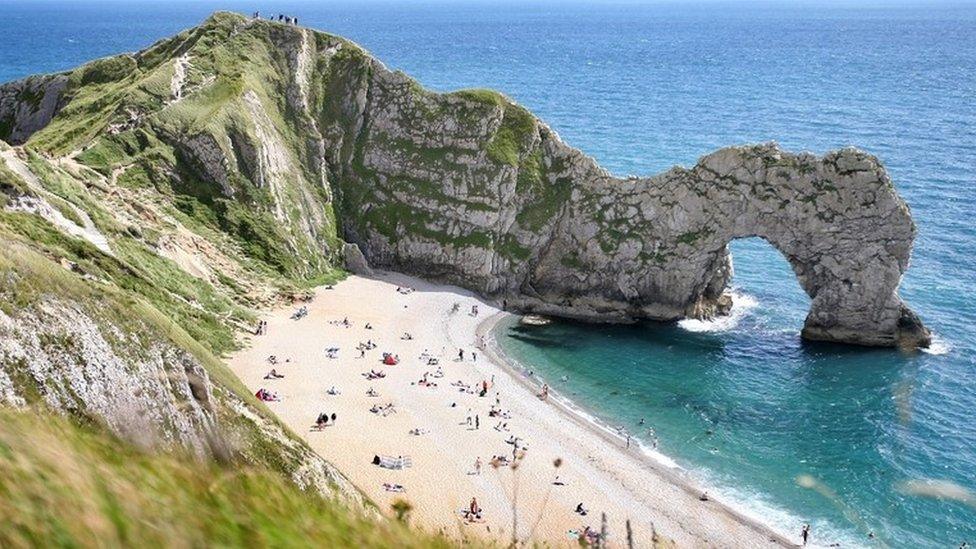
[0,11,928,348]
[0,74,68,145]
[334,67,928,347]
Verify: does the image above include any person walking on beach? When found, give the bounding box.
[458,348,464,361]
[475,415,480,430]
[474,456,482,475]
[801,524,810,545]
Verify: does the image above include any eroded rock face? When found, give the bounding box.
[331,54,929,348]
[0,74,68,145]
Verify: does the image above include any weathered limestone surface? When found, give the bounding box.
[332,50,929,348]
[0,74,69,145]
[342,242,373,276]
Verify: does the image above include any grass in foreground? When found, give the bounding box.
[0,409,468,549]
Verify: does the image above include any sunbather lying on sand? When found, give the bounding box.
[254,388,280,402]
[383,483,405,493]
[264,368,284,379]
[370,403,397,416]
[415,373,437,387]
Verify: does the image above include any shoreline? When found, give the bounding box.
[477,312,798,547]
[228,272,800,547]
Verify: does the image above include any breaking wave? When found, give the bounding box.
[678,291,759,333]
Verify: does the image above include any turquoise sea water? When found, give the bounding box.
[3,1,974,546]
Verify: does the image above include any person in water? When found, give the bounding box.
[801,524,810,545]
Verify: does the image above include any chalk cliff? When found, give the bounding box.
[0,12,928,376]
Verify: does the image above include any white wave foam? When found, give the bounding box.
[493,314,866,547]
[921,334,951,355]
[678,291,758,333]
[694,474,868,549]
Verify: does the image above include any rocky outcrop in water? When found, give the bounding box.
[0,12,928,347]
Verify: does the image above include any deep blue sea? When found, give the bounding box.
[3,1,974,546]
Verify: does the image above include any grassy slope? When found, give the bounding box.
[0,409,465,549]
[27,12,345,281]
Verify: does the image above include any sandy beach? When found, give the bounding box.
[228,271,798,547]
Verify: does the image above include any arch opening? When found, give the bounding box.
[727,236,811,333]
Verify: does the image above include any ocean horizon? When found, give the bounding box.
[3,1,974,546]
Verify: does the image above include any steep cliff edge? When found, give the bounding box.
[1,11,928,349]
[0,142,360,508]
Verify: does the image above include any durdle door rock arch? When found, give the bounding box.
[335,64,930,348]
[0,13,928,348]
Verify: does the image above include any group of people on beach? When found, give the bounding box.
[462,497,484,523]
[314,412,337,429]
[263,280,634,541]
[249,279,864,548]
